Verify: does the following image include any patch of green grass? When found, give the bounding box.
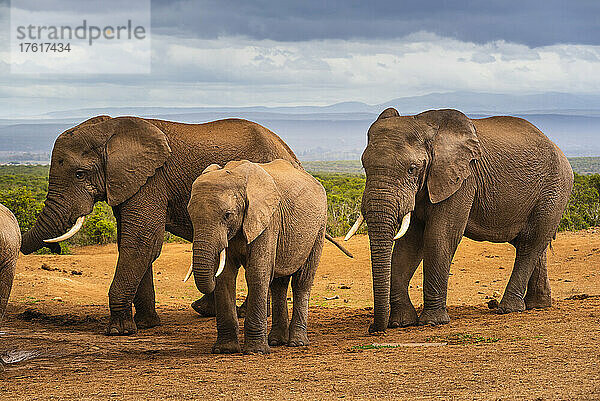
[425,332,499,345]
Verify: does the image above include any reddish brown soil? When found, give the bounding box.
[1,231,600,400]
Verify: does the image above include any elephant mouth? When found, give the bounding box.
[43,215,86,243]
[344,211,412,241]
[183,247,227,282]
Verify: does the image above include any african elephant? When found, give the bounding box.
[346,108,573,333]
[187,159,329,354]
[20,116,301,335]
[0,203,20,325]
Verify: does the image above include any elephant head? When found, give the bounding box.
[20,116,171,254]
[186,161,280,294]
[350,108,481,331]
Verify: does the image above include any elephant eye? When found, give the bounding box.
[75,170,86,180]
[408,164,417,175]
[224,211,233,221]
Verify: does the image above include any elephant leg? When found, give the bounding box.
[268,276,290,346]
[242,238,276,354]
[288,234,323,347]
[236,288,271,318]
[212,258,241,354]
[133,265,161,329]
[499,206,559,315]
[420,181,474,326]
[389,219,424,328]
[524,248,552,309]
[0,259,16,323]
[107,201,166,336]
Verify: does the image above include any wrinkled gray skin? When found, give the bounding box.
[188,160,326,354]
[361,108,574,333]
[0,203,20,370]
[0,203,20,324]
[20,116,300,336]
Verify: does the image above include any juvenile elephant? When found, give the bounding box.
[346,108,573,332]
[187,159,328,354]
[0,203,20,325]
[20,116,300,335]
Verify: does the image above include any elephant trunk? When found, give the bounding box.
[366,209,397,332]
[21,201,66,254]
[192,239,220,294]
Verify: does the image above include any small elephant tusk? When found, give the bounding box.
[44,216,85,243]
[393,213,412,240]
[215,248,226,278]
[183,263,193,283]
[344,213,364,241]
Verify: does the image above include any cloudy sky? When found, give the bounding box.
[1,0,600,117]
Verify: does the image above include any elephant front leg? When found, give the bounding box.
[212,260,241,354]
[107,202,166,336]
[243,264,272,354]
[389,220,424,328]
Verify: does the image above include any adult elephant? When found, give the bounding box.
[20,116,301,335]
[346,108,573,333]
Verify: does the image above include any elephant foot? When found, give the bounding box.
[243,340,270,355]
[389,302,418,328]
[212,339,241,354]
[497,295,526,314]
[418,308,450,326]
[134,311,161,330]
[287,331,309,347]
[106,309,137,336]
[191,295,215,317]
[524,293,552,310]
[268,327,289,346]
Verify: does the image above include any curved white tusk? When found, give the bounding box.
[344,213,364,241]
[215,248,226,278]
[393,213,412,240]
[183,263,193,283]
[44,216,85,243]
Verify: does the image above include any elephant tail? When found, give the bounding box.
[325,233,353,258]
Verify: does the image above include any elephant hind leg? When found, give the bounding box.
[0,259,16,323]
[524,248,551,309]
[268,275,290,346]
[133,265,161,329]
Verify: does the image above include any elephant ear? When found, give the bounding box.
[377,107,400,120]
[241,163,281,244]
[416,109,481,204]
[104,117,171,206]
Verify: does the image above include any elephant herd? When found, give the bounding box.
[0,108,573,355]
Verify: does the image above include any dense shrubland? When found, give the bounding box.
[0,166,598,252]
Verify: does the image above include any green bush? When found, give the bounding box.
[314,173,366,237]
[72,202,117,245]
[559,173,600,231]
[0,187,44,233]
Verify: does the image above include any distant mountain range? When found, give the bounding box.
[1,91,599,161]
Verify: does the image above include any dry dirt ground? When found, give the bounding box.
[1,231,600,400]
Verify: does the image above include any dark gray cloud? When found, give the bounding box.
[150,0,600,47]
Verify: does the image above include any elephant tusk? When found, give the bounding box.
[344,213,364,241]
[393,213,412,240]
[215,248,226,278]
[183,263,193,283]
[44,216,85,243]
